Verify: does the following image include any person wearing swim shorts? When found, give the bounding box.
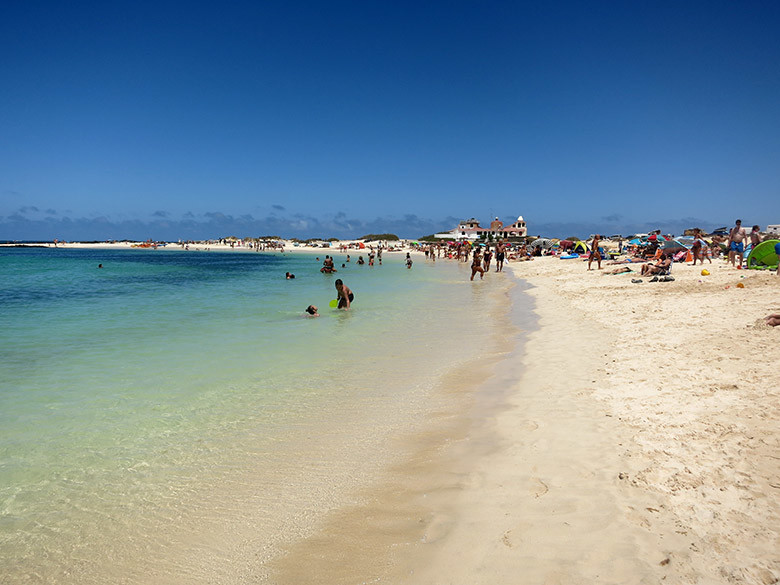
[495,243,505,272]
[334,279,354,310]
[728,219,747,268]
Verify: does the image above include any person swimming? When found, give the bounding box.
[305,305,319,317]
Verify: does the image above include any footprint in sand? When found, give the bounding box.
[420,513,454,544]
[502,530,513,548]
[531,478,549,498]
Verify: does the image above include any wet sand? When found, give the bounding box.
[266,255,779,584]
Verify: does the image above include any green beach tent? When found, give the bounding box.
[746,239,779,270]
[572,241,589,254]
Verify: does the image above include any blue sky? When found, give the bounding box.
[2,1,779,240]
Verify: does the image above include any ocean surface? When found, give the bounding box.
[0,246,518,583]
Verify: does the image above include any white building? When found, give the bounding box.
[435,216,527,240]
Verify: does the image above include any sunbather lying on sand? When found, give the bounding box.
[765,314,780,327]
[603,266,633,275]
[640,254,671,277]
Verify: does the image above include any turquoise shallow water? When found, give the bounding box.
[0,246,517,583]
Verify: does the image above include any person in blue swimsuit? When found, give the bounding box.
[728,219,747,268]
[775,241,780,276]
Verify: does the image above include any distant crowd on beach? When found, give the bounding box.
[297,240,518,317]
[299,245,390,316]
[581,220,780,279]
[293,219,780,318]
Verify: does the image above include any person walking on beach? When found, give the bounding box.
[588,234,602,270]
[483,246,493,272]
[495,243,505,272]
[728,219,747,268]
[470,248,484,281]
[334,279,354,310]
[691,229,711,266]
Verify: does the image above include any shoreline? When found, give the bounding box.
[4,247,777,583]
[403,257,779,584]
[265,262,526,583]
[266,255,778,584]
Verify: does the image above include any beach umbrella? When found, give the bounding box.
[660,239,691,253]
[529,238,555,250]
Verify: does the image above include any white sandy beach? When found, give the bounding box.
[266,254,778,584]
[404,256,779,584]
[410,257,779,584]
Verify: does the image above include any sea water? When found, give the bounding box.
[0,246,517,583]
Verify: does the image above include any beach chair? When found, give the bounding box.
[657,261,673,277]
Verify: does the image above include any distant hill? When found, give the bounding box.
[360,233,399,241]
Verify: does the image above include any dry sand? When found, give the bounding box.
[267,254,778,584]
[407,256,779,585]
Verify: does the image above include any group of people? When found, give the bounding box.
[468,243,506,280]
[304,279,354,317]
[304,248,386,316]
[590,220,779,274]
[727,219,780,274]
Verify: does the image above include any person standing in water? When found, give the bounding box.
[334,279,354,310]
[470,248,484,281]
[483,246,492,272]
[495,242,505,272]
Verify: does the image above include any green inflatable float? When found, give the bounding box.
[746,239,780,270]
